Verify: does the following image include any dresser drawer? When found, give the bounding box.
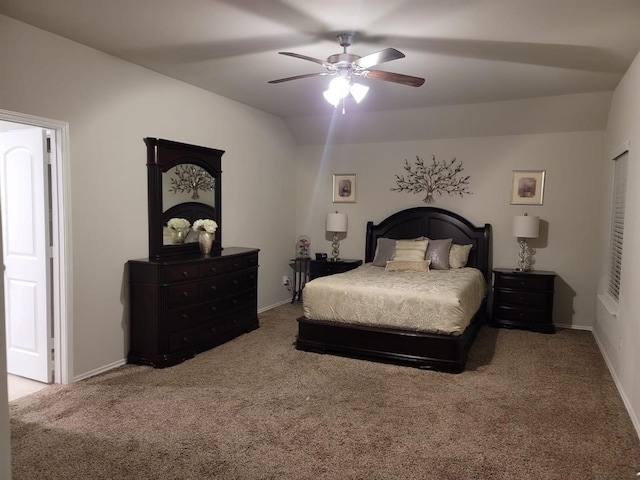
[494,305,548,324]
[168,318,227,352]
[163,264,200,283]
[496,290,551,307]
[199,269,257,298]
[167,282,199,307]
[168,298,224,331]
[495,274,553,292]
[198,252,259,277]
[227,288,257,310]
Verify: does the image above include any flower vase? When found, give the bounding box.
[198,231,215,256]
[172,228,189,244]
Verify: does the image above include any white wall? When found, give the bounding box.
[0,14,298,380]
[296,118,604,330]
[595,49,640,433]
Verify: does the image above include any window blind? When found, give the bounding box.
[608,151,628,301]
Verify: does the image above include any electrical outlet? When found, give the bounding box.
[282,275,291,286]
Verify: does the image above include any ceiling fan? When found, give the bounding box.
[268,33,425,110]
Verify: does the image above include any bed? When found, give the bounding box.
[296,207,492,373]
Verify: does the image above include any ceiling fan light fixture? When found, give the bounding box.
[350,82,369,103]
[328,77,351,98]
[323,89,341,107]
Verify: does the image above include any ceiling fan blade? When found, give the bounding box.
[364,70,425,87]
[278,52,328,67]
[355,48,405,69]
[268,72,330,84]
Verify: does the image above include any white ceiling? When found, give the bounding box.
[1,0,640,123]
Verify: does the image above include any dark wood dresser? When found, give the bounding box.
[491,268,556,333]
[128,247,259,368]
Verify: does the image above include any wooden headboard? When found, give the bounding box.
[365,207,492,282]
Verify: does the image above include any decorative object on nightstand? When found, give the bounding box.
[513,213,539,271]
[326,212,348,261]
[310,258,362,280]
[492,268,556,333]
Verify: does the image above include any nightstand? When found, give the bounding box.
[492,268,556,334]
[310,259,363,280]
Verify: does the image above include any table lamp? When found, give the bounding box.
[326,212,348,261]
[513,213,540,271]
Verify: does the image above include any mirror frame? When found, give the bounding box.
[145,137,223,259]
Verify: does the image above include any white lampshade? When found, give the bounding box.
[326,212,348,233]
[513,214,540,238]
[349,83,369,103]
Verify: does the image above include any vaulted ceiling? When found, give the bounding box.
[1,0,640,128]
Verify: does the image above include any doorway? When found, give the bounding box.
[0,109,71,389]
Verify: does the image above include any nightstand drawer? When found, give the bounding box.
[494,305,549,324]
[495,274,553,292]
[496,290,551,306]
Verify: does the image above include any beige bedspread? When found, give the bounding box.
[303,263,486,336]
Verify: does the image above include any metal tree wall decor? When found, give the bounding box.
[168,165,215,200]
[391,155,472,204]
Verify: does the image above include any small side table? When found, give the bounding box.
[492,268,556,333]
[289,257,310,302]
[310,259,363,281]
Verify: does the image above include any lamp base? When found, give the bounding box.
[516,238,536,272]
[331,232,340,261]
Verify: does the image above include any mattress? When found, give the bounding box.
[303,263,486,336]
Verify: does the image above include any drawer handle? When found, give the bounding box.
[182,271,189,277]
[211,306,217,312]
[519,281,525,286]
[181,313,189,320]
[210,285,217,291]
[233,263,240,269]
[233,279,239,285]
[232,299,239,304]
[210,267,217,273]
[182,291,189,298]
[519,296,525,302]
[182,336,188,343]
[210,327,217,334]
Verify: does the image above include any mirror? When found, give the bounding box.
[145,138,223,258]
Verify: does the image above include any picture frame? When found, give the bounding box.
[333,173,357,203]
[510,170,545,205]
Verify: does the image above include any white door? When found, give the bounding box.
[0,128,52,382]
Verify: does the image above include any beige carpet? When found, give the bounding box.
[10,303,640,479]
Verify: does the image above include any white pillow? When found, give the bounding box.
[393,239,428,261]
[449,244,473,269]
[385,260,430,272]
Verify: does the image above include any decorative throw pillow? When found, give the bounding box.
[372,237,397,266]
[425,238,453,270]
[449,244,473,269]
[393,239,429,261]
[385,260,431,272]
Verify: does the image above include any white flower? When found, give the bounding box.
[167,218,190,230]
[193,219,218,233]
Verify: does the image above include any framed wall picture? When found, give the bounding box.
[510,170,545,205]
[333,173,357,203]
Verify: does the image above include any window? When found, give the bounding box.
[608,150,628,301]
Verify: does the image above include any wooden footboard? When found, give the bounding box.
[296,300,486,373]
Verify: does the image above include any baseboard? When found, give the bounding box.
[73,358,127,383]
[258,298,294,313]
[591,330,640,440]
[555,323,592,331]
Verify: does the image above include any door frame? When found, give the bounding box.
[0,108,72,385]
